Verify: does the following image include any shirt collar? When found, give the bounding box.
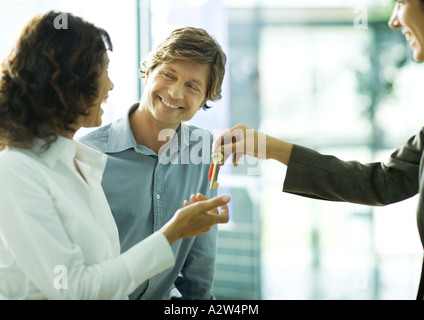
[32,135,76,168]
[105,103,139,153]
[33,135,106,180]
[75,140,107,182]
[105,103,192,154]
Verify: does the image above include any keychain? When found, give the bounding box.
[208,152,224,190]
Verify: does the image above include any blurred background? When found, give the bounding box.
[1,0,423,300]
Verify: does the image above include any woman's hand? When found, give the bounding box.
[212,123,293,166]
[212,123,268,167]
[161,194,230,245]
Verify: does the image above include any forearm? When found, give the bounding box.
[120,232,175,289]
[266,136,293,165]
[283,144,419,205]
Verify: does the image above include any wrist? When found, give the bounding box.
[161,223,179,246]
[267,137,292,165]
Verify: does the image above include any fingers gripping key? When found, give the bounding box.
[208,152,224,190]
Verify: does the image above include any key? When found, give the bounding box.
[208,152,224,190]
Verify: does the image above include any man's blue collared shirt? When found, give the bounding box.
[78,104,217,300]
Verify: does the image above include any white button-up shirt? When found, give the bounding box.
[0,136,174,299]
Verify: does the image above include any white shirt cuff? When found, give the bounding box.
[120,232,175,288]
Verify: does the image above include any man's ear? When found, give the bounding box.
[200,98,208,110]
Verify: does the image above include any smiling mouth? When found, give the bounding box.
[160,97,182,110]
[404,32,416,46]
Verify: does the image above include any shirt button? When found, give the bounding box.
[155,194,161,200]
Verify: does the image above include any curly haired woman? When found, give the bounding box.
[0,11,230,300]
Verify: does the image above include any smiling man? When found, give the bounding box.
[79,27,226,300]
[132,58,211,154]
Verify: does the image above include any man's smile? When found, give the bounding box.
[160,97,183,110]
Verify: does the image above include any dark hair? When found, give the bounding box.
[0,11,112,150]
[139,27,226,110]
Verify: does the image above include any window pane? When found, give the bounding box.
[0,0,139,137]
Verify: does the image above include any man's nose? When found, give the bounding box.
[169,82,184,100]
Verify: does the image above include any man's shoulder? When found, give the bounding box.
[77,123,113,152]
[183,123,214,139]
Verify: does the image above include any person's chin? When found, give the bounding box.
[84,119,102,128]
[414,53,424,63]
[412,44,424,62]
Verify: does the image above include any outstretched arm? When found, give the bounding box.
[212,123,293,166]
[213,123,422,206]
